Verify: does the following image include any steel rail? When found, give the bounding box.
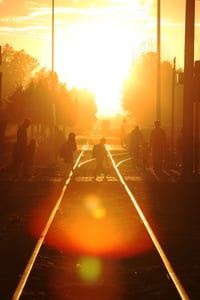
[12,143,189,300]
[106,145,190,300]
[12,145,88,300]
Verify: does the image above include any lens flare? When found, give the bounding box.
[77,256,102,283]
[84,195,107,219]
[29,190,154,258]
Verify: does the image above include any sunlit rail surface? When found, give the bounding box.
[10,142,190,300]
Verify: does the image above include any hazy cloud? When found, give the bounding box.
[0,0,29,17]
[0,0,190,43]
[0,0,155,30]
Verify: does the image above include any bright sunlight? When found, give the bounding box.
[54,22,145,117]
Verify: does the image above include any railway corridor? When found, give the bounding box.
[0,142,199,299]
[22,181,181,300]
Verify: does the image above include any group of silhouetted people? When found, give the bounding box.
[9,120,78,179]
[10,121,79,179]
[7,117,179,179]
[128,120,168,173]
[150,120,167,173]
[11,119,36,178]
[92,120,168,179]
[59,132,77,173]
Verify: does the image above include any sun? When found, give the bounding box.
[54,22,144,117]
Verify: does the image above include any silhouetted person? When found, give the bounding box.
[60,132,77,172]
[12,118,31,178]
[92,137,108,180]
[150,120,166,173]
[129,126,144,166]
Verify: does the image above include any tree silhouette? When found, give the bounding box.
[122,52,157,127]
[3,44,98,135]
[121,51,185,132]
[1,44,39,102]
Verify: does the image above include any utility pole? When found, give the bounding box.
[194,60,200,174]
[52,0,56,127]
[156,0,161,121]
[182,0,195,178]
[171,57,176,167]
[0,45,2,106]
[52,0,54,75]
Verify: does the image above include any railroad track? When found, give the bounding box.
[0,143,191,299]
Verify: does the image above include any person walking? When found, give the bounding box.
[60,132,77,173]
[150,120,167,173]
[12,118,31,178]
[129,126,144,167]
[92,137,108,180]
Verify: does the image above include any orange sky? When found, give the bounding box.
[0,0,200,116]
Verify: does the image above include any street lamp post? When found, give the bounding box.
[0,46,2,106]
[51,0,56,128]
[171,57,176,167]
[182,0,195,178]
[52,0,54,74]
[156,0,161,121]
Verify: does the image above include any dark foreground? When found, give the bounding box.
[0,163,200,299]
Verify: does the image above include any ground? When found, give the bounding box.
[0,135,200,299]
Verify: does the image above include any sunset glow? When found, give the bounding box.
[54,22,143,116]
[52,4,153,116]
[30,193,153,258]
[1,1,200,116]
